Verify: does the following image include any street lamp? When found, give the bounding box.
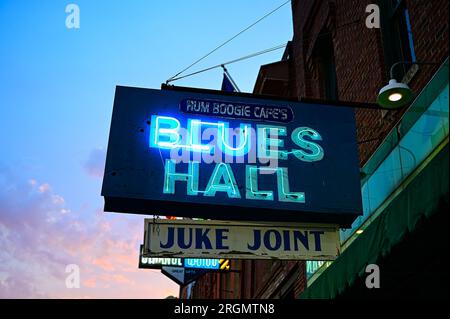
[377,78,413,109]
[377,61,438,109]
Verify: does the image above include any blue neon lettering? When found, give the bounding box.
[149,116,323,162]
[291,127,324,162]
[150,115,326,205]
[184,259,220,269]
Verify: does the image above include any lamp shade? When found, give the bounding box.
[377,79,413,109]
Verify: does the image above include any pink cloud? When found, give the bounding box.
[92,258,115,272]
[38,183,51,193]
[0,167,179,299]
[114,275,132,285]
[83,279,97,288]
[83,148,106,178]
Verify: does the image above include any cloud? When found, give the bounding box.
[0,272,48,298]
[83,278,97,288]
[92,257,115,272]
[83,148,106,178]
[0,166,179,298]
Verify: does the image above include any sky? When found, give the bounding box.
[0,0,293,298]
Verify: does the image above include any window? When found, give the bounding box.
[380,0,417,81]
[314,32,338,100]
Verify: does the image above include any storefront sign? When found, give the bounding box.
[143,219,340,260]
[161,266,208,286]
[184,258,230,270]
[139,245,230,270]
[102,86,362,226]
[139,256,182,269]
[138,244,183,269]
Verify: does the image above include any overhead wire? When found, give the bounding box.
[166,17,369,84]
[166,43,287,83]
[165,0,292,83]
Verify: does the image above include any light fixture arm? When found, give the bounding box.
[389,61,438,80]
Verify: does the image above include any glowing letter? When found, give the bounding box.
[218,123,251,157]
[276,167,305,203]
[291,127,324,162]
[245,166,274,201]
[163,160,199,195]
[204,163,240,198]
[150,116,182,149]
[257,125,287,160]
[187,119,215,152]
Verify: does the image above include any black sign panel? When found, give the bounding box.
[102,86,362,226]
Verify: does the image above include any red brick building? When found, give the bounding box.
[181,0,449,299]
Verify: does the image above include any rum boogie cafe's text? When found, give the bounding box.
[180,98,294,122]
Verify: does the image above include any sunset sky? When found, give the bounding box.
[0,0,292,298]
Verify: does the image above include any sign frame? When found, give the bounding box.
[143,219,340,260]
[102,85,363,227]
[161,266,209,286]
[138,245,230,270]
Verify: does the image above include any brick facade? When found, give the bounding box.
[182,0,449,299]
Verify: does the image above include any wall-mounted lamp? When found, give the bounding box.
[377,61,438,109]
[377,78,413,109]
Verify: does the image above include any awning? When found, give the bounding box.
[299,142,449,299]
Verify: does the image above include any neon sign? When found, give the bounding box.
[150,115,252,156]
[102,86,362,226]
[150,115,322,203]
[138,245,229,271]
[150,115,322,159]
[184,258,221,270]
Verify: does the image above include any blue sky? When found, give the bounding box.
[0,0,292,298]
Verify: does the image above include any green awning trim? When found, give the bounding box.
[360,58,449,185]
[299,142,449,299]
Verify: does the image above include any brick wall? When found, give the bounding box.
[406,0,449,92]
[291,0,449,165]
[181,0,448,299]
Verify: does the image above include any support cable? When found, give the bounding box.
[166,0,291,83]
[166,43,286,83]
